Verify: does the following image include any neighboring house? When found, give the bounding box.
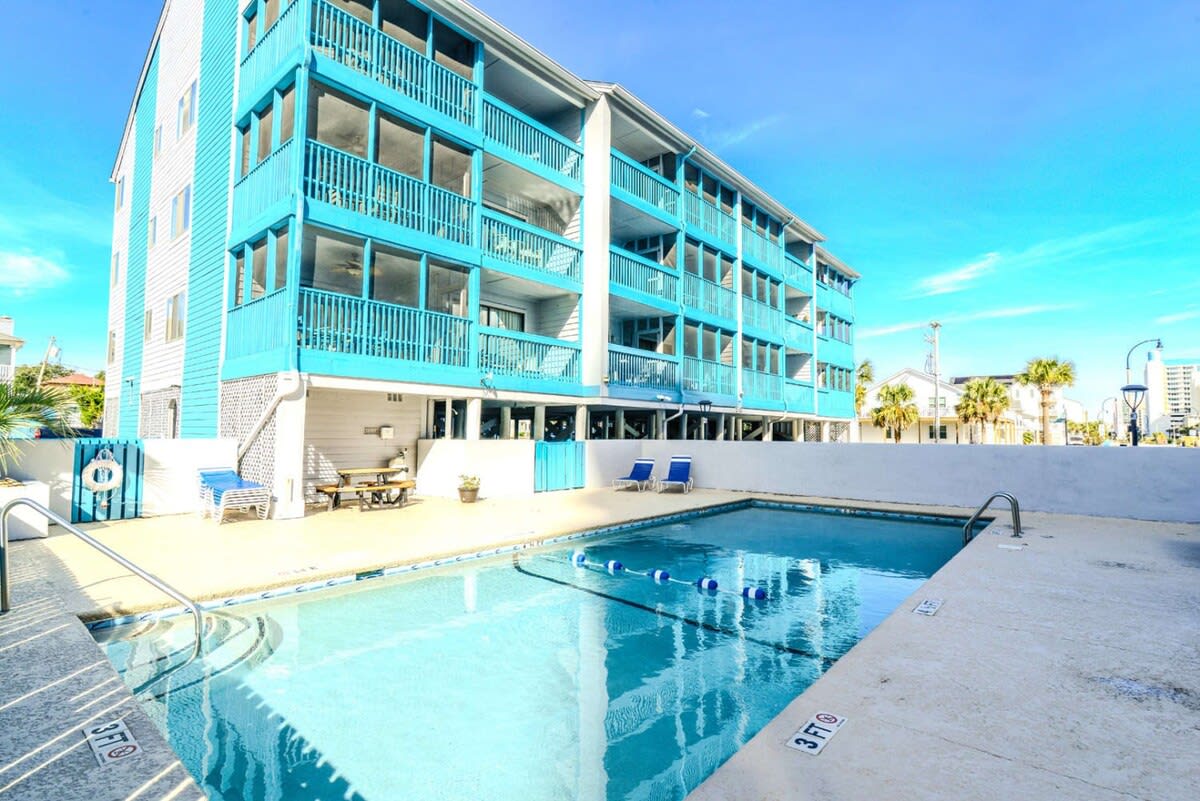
[951,374,1085,445]
[44,373,104,428]
[859,368,970,444]
[0,316,23,386]
[105,0,862,516]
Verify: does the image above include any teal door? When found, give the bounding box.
[534,441,585,492]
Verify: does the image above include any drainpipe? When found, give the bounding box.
[238,371,305,463]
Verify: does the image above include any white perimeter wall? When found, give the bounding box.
[586,441,1200,523]
[415,439,536,498]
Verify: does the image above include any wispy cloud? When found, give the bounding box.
[858,304,1074,340]
[1155,309,1200,325]
[706,114,786,150]
[0,250,71,294]
[915,252,999,297]
[691,108,710,119]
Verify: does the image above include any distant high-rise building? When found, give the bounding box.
[1148,355,1200,434]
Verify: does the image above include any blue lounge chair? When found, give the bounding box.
[198,468,271,524]
[612,458,655,491]
[655,455,693,494]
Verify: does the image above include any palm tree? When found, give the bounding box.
[854,360,874,417]
[957,377,1011,443]
[1015,358,1076,446]
[0,383,73,476]
[870,383,919,443]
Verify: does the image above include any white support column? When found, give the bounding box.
[716,413,726,441]
[763,416,773,441]
[655,409,666,440]
[615,409,625,440]
[465,397,482,440]
[500,406,512,439]
[681,412,689,440]
[271,376,307,520]
[442,399,452,439]
[576,405,588,440]
[820,421,830,442]
[581,96,613,390]
[793,418,803,442]
[534,405,546,441]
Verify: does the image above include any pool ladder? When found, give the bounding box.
[963,492,1023,546]
[0,498,205,664]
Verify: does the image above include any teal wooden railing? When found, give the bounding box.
[233,138,296,223]
[741,296,783,337]
[682,357,735,395]
[785,381,815,411]
[742,225,784,273]
[310,0,475,126]
[298,287,472,367]
[784,315,813,348]
[609,247,678,304]
[304,140,473,245]
[607,345,678,390]
[743,368,783,401]
[226,289,293,360]
[821,389,856,418]
[483,96,582,182]
[683,193,737,244]
[480,328,580,384]
[238,0,305,107]
[785,253,813,287]
[682,273,736,319]
[611,151,679,215]
[481,212,581,282]
[819,337,855,367]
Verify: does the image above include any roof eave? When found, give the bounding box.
[815,245,861,279]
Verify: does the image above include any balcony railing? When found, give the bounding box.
[304,140,474,246]
[298,287,471,367]
[682,273,736,319]
[682,357,735,396]
[226,289,294,361]
[233,138,296,224]
[741,225,784,273]
[819,337,854,367]
[784,315,813,348]
[611,151,678,216]
[482,97,582,182]
[481,212,581,282]
[480,328,580,385]
[785,380,815,411]
[683,193,736,244]
[608,345,678,390]
[821,389,856,418]
[785,253,813,287]
[238,0,305,107]
[311,0,475,126]
[741,296,783,337]
[609,247,678,305]
[743,368,783,402]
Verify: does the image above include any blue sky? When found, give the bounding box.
[0,0,1196,412]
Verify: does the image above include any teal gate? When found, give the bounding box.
[72,439,144,523]
[534,441,585,492]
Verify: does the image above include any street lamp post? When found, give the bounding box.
[1121,384,1148,446]
[1099,396,1117,439]
[1123,338,1162,438]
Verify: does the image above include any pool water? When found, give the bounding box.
[99,505,962,801]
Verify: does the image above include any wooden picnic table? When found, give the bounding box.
[336,467,396,486]
[318,467,414,511]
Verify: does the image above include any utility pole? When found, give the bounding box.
[927,322,942,443]
[35,336,58,390]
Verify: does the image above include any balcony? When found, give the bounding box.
[816,282,855,320]
[784,316,813,350]
[298,288,472,369]
[785,380,815,413]
[741,296,783,338]
[481,212,581,284]
[238,0,306,109]
[304,140,474,247]
[609,247,678,309]
[682,357,735,397]
[818,337,854,368]
[480,328,580,390]
[226,289,294,362]
[482,96,582,185]
[232,138,296,235]
[608,345,678,391]
[742,368,783,403]
[611,151,678,220]
[785,254,813,287]
[741,225,784,275]
[682,273,736,321]
[821,389,856,419]
[683,193,736,245]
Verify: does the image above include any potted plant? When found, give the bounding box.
[457,474,480,503]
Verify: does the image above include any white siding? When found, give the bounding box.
[302,389,425,501]
[140,0,204,395]
[534,294,579,340]
[105,130,134,436]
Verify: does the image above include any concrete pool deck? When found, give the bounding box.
[2,489,1197,800]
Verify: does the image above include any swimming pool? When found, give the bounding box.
[98,504,964,801]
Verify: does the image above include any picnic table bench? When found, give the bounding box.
[316,467,415,511]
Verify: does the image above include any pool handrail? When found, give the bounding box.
[963,491,1022,546]
[0,497,205,663]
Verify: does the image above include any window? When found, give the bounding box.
[702,247,717,283]
[239,127,251,177]
[929,425,948,441]
[234,252,246,306]
[114,177,125,211]
[246,11,258,52]
[426,260,469,316]
[251,238,268,300]
[148,216,156,248]
[176,80,197,139]
[300,227,365,296]
[107,331,116,363]
[143,310,153,342]
[683,239,700,276]
[262,0,280,30]
[431,136,471,196]
[370,245,421,307]
[111,253,120,285]
[307,84,368,158]
[256,104,274,163]
[480,304,525,331]
[683,324,700,358]
[273,227,288,291]
[279,85,295,145]
[165,293,186,341]
[154,125,163,158]
[171,185,192,238]
[377,111,424,177]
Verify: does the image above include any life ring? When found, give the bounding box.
[82,449,123,494]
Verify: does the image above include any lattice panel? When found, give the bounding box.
[219,375,278,487]
[804,420,823,442]
[829,422,850,443]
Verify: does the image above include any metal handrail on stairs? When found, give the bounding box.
[0,498,204,662]
[963,491,1023,546]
